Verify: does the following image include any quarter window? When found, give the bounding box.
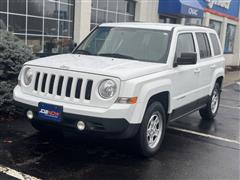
[175,33,195,60]
[210,33,221,56]
[196,33,211,59]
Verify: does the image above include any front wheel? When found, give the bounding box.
[199,83,221,120]
[136,102,167,157]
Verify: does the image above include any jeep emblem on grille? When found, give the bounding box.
[59,65,70,70]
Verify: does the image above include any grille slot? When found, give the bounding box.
[75,79,82,99]
[34,72,40,91]
[85,80,93,100]
[49,75,55,94]
[41,73,47,92]
[66,77,73,97]
[57,76,64,96]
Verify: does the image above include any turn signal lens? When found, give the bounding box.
[116,97,138,104]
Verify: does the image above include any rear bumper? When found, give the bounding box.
[14,101,140,139]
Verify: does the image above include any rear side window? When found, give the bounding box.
[175,33,195,59]
[196,33,211,59]
[210,33,221,56]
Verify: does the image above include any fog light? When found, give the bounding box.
[77,121,85,131]
[26,110,34,120]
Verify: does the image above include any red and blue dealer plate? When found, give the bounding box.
[38,102,63,122]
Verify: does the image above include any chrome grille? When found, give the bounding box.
[34,72,93,100]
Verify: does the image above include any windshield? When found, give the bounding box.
[73,27,171,63]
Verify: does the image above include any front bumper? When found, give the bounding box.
[13,85,136,122]
[14,101,140,139]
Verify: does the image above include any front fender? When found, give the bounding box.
[130,79,172,124]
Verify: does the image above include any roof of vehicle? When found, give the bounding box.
[100,22,215,33]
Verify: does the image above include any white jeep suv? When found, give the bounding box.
[14,23,225,156]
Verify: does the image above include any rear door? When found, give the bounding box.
[194,32,213,101]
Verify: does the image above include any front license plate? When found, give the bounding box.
[38,102,63,122]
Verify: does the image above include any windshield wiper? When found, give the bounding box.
[97,53,136,60]
[74,49,92,55]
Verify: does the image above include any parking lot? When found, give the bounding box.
[0,84,239,180]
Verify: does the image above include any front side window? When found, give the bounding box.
[224,24,236,54]
[210,33,221,56]
[74,27,171,63]
[175,33,195,60]
[196,33,211,59]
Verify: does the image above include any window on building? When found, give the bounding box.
[91,0,135,30]
[27,17,43,34]
[0,0,7,12]
[27,36,43,53]
[224,24,236,54]
[45,0,59,18]
[28,0,43,16]
[9,14,26,34]
[61,0,74,4]
[59,21,73,37]
[60,3,74,20]
[44,19,58,36]
[175,33,195,60]
[209,20,221,38]
[196,33,211,59]
[210,33,221,56]
[0,13,7,30]
[9,0,26,14]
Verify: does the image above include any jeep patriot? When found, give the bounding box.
[14,23,225,156]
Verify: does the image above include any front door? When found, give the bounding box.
[171,32,199,118]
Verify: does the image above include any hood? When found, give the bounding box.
[25,54,169,80]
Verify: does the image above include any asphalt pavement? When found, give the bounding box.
[0,84,239,180]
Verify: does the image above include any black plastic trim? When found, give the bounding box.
[14,101,139,139]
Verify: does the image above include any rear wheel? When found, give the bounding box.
[199,83,221,120]
[136,101,166,157]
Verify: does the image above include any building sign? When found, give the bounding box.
[181,5,203,17]
[158,0,204,18]
[205,0,232,9]
[198,0,239,18]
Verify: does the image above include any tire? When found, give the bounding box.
[199,83,221,120]
[136,101,167,157]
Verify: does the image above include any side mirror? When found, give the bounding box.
[175,52,197,66]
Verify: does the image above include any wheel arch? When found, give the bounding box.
[216,76,224,89]
[147,91,170,115]
[209,67,225,95]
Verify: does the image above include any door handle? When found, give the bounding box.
[194,68,201,73]
[210,64,216,70]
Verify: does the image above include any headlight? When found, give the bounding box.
[98,79,117,99]
[23,67,33,86]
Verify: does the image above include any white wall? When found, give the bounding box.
[74,0,92,44]
[135,0,159,22]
